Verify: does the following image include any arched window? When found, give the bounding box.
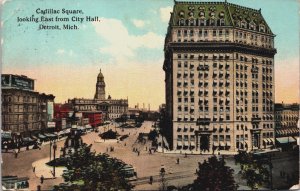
[218,19,225,26]
[249,22,255,30]
[199,18,205,26]
[189,19,195,26]
[179,19,185,26]
[241,21,247,28]
[259,24,265,32]
[209,19,215,26]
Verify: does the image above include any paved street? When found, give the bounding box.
[3,121,297,190]
[2,121,210,190]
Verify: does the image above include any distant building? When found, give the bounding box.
[1,74,55,143]
[54,103,73,131]
[163,1,276,153]
[274,103,299,145]
[68,69,128,120]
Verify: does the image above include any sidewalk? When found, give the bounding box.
[32,158,66,179]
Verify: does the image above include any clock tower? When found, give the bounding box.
[94,69,106,100]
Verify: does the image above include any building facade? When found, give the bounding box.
[163,1,276,153]
[1,74,55,141]
[275,103,299,139]
[68,69,128,120]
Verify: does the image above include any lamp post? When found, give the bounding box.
[49,140,52,162]
[53,141,57,178]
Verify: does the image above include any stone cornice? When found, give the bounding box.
[166,42,276,57]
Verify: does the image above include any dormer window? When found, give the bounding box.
[241,21,247,28]
[259,25,265,32]
[219,19,225,26]
[249,22,255,30]
[209,6,216,12]
[199,6,205,11]
[179,19,185,26]
[199,11,205,17]
[179,11,184,17]
[219,12,225,18]
[209,19,216,26]
[188,6,195,11]
[189,12,194,17]
[189,19,195,26]
[199,19,205,26]
[210,12,215,17]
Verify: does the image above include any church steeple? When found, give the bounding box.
[94,68,106,100]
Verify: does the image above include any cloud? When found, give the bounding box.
[1,0,11,5]
[92,18,164,61]
[56,49,65,54]
[132,19,145,28]
[160,6,172,23]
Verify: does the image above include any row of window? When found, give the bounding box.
[2,95,39,103]
[262,131,274,138]
[177,90,231,98]
[177,54,232,60]
[178,18,225,27]
[176,54,273,66]
[2,123,41,132]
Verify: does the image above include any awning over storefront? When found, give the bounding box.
[226,141,231,147]
[276,137,296,144]
[177,141,182,146]
[268,138,273,144]
[38,134,47,139]
[1,132,12,140]
[44,133,57,139]
[22,137,34,142]
[263,139,269,144]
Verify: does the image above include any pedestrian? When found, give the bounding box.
[145,146,147,151]
[33,166,36,173]
[15,151,18,158]
[106,147,109,152]
[176,158,179,164]
[184,153,187,158]
[138,151,140,156]
[40,175,44,184]
[149,176,153,184]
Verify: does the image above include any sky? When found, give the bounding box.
[1,0,299,110]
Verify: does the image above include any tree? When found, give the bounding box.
[235,151,270,190]
[54,144,133,191]
[181,156,238,191]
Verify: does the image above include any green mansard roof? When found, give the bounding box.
[170,1,273,35]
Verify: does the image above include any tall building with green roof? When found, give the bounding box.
[163,0,276,153]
